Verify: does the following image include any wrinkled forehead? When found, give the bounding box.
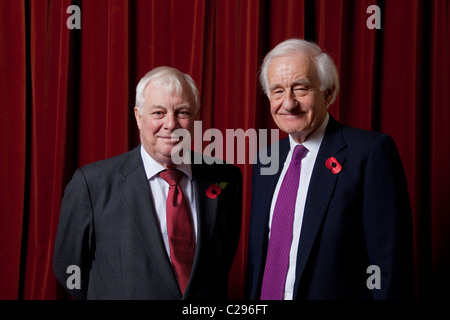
[268,54,318,84]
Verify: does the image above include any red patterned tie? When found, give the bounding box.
[159,169,196,294]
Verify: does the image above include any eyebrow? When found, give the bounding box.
[149,104,192,109]
[174,104,192,109]
[292,78,311,86]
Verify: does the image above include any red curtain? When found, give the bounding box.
[1,0,449,300]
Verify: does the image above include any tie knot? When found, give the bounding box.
[159,169,184,186]
[292,144,308,161]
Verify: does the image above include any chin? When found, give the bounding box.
[159,148,175,159]
[277,119,305,130]
[155,153,176,168]
[282,125,307,134]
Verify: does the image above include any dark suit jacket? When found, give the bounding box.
[53,145,242,300]
[247,115,414,299]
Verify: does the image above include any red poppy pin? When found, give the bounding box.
[206,182,228,199]
[325,157,342,174]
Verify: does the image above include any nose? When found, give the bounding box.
[164,112,179,131]
[282,90,298,111]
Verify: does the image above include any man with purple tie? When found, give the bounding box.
[247,39,414,300]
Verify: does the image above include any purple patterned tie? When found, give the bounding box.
[260,144,308,300]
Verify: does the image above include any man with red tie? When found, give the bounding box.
[54,66,242,300]
[247,39,414,300]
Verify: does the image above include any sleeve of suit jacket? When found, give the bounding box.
[362,133,414,299]
[53,168,94,300]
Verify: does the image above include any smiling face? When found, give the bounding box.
[268,54,329,143]
[134,81,197,169]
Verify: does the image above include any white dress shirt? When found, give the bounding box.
[268,113,329,300]
[140,145,198,259]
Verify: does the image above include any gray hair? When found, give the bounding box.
[135,66,200,114]
[259,38,340,107]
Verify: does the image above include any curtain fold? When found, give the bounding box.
[430,0,450,299]
[380,1,429,297]
[0,0,448,300]
[22,0,73,299]
[77,0,129,165]
[0,0,27,300]
[211,0,262,299]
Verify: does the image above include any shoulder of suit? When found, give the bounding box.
[251,136,289,168]
[78,146,141,176]
[337,122,391,144]
[330,121,402,159]
[255,136,289,154]
[192,154,242,179]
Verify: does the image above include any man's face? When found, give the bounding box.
[268,54,329,143]
[135,82,197,168]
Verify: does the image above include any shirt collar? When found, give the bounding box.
[288,112,329,155]
[140,145,193,180]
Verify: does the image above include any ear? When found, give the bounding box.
[324,88,334,107]
[134,106,142,130]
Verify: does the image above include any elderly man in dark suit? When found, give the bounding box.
[247,39,414,300]
[54,66,242,300]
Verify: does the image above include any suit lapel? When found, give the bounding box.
[192,166,219,249]
[118,146,181,298]
[257,138,290,230]
[293,116,347,297]
[183,158,219,298]
[250,138,290,295]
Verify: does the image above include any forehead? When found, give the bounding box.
[268,54,316,84]
[144,80,195,107]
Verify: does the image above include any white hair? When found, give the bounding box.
[135,66,200,114]
[259,38,340,107]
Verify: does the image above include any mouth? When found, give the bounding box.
[157,136,181,144]
[278,111,307,117]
